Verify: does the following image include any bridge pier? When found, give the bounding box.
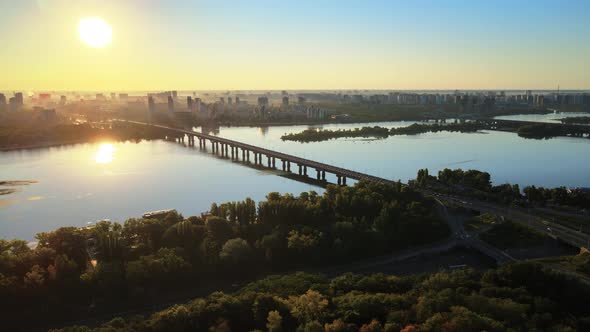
[267,156,271,168]
[287,161,291,172]
[298,165,302,175]
[342,176,347,185]
[242,149,246,161]
[322,171,326,181]
[282,160,285,171]
[272,157,276,169]
[316,169,320,180]
[258,153,263,165]
[303,166,307,176]
[337,175,342,185]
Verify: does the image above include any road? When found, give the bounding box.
[429,192,590,249]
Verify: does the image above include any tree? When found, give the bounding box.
[288,289,329,322]
[267,310,283,332]
[219,238,253,265]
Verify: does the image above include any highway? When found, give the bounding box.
[430,192,590,249]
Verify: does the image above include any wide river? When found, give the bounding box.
[2,112,590,240]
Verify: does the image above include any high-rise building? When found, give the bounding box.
[9,92,24,111]
[187,96,193,111]
[15,92,24,105]
[257,96,269,107]
[0,93,6,111]
[167,96,175,113]
[282,96,289,107]
[194,98,202,113]
[148,96,156,114]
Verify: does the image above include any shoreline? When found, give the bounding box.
[0,139,93,152]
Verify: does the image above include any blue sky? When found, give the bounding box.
[1,0,589,90]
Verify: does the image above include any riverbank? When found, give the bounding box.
[0,139,93,152]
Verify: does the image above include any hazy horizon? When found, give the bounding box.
[1,0,589,91]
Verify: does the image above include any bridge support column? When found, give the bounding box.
[298,165,302,175]
[242,149,245,161]
[267,156,271,168]
[342,176,347,186]
[287,162,291,172]
[282,160,285,171]
[316,169,320,180]
[259,154,262,165]
[337,175,342,185]
[303,166,307,176]
[231,146,235,159]
[322,171,326,181]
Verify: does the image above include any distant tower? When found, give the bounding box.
[0,93,6,111]
[167,96,174,113]
[187,96,193,111]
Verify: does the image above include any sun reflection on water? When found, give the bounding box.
[94,143,116,164]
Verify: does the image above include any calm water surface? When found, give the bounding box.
[494,111,590,123]
[2,120,590,240]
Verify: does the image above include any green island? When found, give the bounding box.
[559,116,590,125]
[281,123,485,142]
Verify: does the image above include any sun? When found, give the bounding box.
[78,17,112,48]
[94,143,116,164]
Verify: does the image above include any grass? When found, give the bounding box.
[464,213,497,232]
[480,221,547,250]
[537,252,590,279]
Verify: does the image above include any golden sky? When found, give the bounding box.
[1,0,589,91]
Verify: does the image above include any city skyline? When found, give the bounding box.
[1,0,589,91]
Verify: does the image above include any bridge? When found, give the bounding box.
[120,120,396,186]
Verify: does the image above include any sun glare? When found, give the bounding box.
[78,17,112,48]
[94,143,116,164]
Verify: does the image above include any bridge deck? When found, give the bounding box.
[125,121,396,185]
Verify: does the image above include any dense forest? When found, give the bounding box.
[50,261,590,331]
[280,123,485,143]
[0,182,448,330]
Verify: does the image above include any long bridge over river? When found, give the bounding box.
[118,119,590,251]
[121,120,396,186]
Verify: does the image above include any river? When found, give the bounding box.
[1,115,590,240]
